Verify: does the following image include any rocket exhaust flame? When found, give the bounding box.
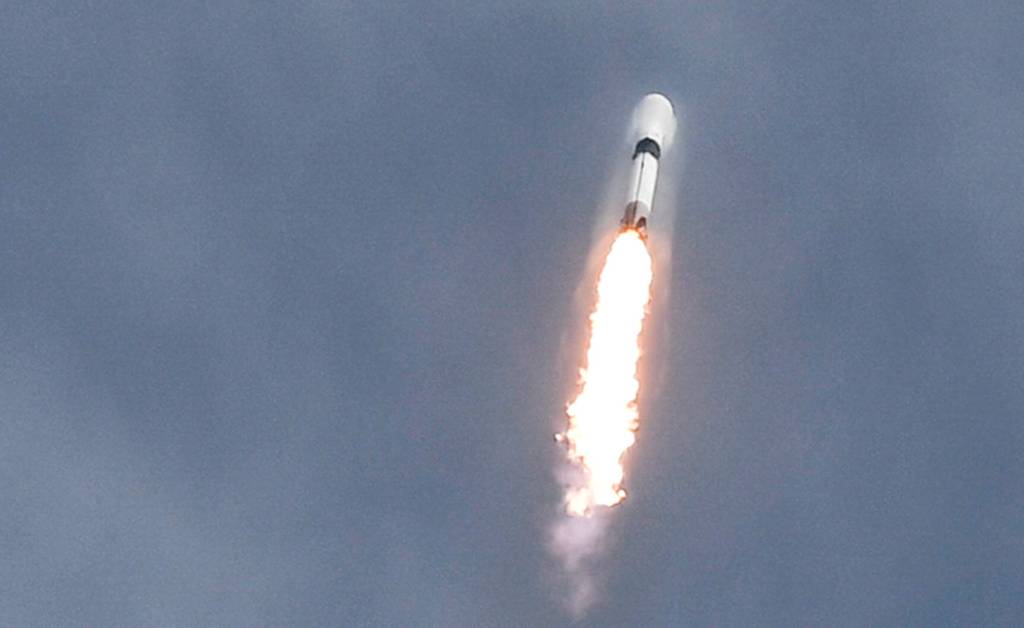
[557,229,653,516]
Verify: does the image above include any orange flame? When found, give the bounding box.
[558,230,653,517]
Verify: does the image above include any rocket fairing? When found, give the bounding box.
[621,93,676,235]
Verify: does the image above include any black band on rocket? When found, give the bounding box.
[633,137,661,160]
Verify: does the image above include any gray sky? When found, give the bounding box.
[2,2,1022,626]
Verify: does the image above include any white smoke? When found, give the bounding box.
[548,500,612,618]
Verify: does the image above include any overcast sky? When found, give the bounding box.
[3,2,1022,626]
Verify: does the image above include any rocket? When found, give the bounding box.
[621,93,677,235]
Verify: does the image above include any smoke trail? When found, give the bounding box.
[551,229,653,616]
[549,508,610,618]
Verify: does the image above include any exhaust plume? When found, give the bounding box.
[551,229,653,615]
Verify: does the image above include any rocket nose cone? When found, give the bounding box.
[640,93,674,116]
[631,93,677,152]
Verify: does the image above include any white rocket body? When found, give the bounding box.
[621,93,677,235]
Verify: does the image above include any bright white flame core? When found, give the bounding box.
[559,230,652,516]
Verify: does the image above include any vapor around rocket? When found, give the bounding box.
[620,93,677,235]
